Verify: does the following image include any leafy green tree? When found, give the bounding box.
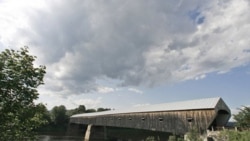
[0,47,46,140]
[75,105,86,114]
[97,107,111,112]
[234,106,250,129]
[51,105,68,125]
[67,106,111,116]
[35,103,51,125]
[66,105,86,116]
[86,108,96,113]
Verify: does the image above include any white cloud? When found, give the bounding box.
[128,88,143,94]
[1,0,250,98]
[73,97,102,109]
[195,74,206,80]
[97,86,115,94]
[36,93,103,110]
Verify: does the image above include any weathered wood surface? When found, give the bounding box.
[70,98,231,134]
[70,109,218,134]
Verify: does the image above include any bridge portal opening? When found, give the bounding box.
[209,110,231,130]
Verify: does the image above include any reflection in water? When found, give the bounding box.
[38,135,83,141]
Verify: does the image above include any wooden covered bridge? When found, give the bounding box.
[69,97,231,140]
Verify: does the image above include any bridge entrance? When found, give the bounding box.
[208,110,231,131]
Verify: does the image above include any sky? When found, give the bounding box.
[0,0,250,114]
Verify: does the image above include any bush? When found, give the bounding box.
[185,127,202,141]
[168,135,176,141]
[145,136,160,141]
[218,130,250,141]
[168,135,184,141]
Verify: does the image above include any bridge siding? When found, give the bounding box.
[70,109,215,134]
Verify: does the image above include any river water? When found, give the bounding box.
[37,135,83,141]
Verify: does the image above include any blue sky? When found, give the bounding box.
[0,0,250,114]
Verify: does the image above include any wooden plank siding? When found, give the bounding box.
[70,109,216,134]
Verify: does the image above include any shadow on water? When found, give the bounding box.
[39,125,174,141]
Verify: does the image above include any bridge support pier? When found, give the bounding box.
[84,124,92,141]
[84,125,107,141]
[104,126,107,140]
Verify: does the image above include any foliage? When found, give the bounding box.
[234,106,250,129]
[185,127,202,141]
[34,103,51,124]
[76,105,86,113]
[145,136,160,141]
[168,135,176,141]
[218,130,250,141]
[0,47,46,140]
[68,105,86,115]
[51,105,69,125]
[66,105,110,116]
[86,108,97,113]
[97,107,111,112]
[177,138,184,141]
[168,135,184,141]
[38,104,111,133]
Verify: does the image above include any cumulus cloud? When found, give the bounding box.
[195,74,206,80]
[1,0,250,97]
[36,94,103,110]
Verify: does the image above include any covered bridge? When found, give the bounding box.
[70,97,230,136]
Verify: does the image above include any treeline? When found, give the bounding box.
[36,104,110,133]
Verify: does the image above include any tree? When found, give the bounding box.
[76,105,86,114]
[35,103,51,125]
[234,106,250,129]
[66,105,86,116]
[0,47,46,140]
[86,108,96,113]
[97,107,111,112]
[51,105,68,125]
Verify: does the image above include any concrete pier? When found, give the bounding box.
[84,124,92,141]
[83,125,108,141]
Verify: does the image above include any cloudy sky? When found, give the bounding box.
[0,0,250,112]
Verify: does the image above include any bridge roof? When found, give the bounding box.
[71,97,227,118]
